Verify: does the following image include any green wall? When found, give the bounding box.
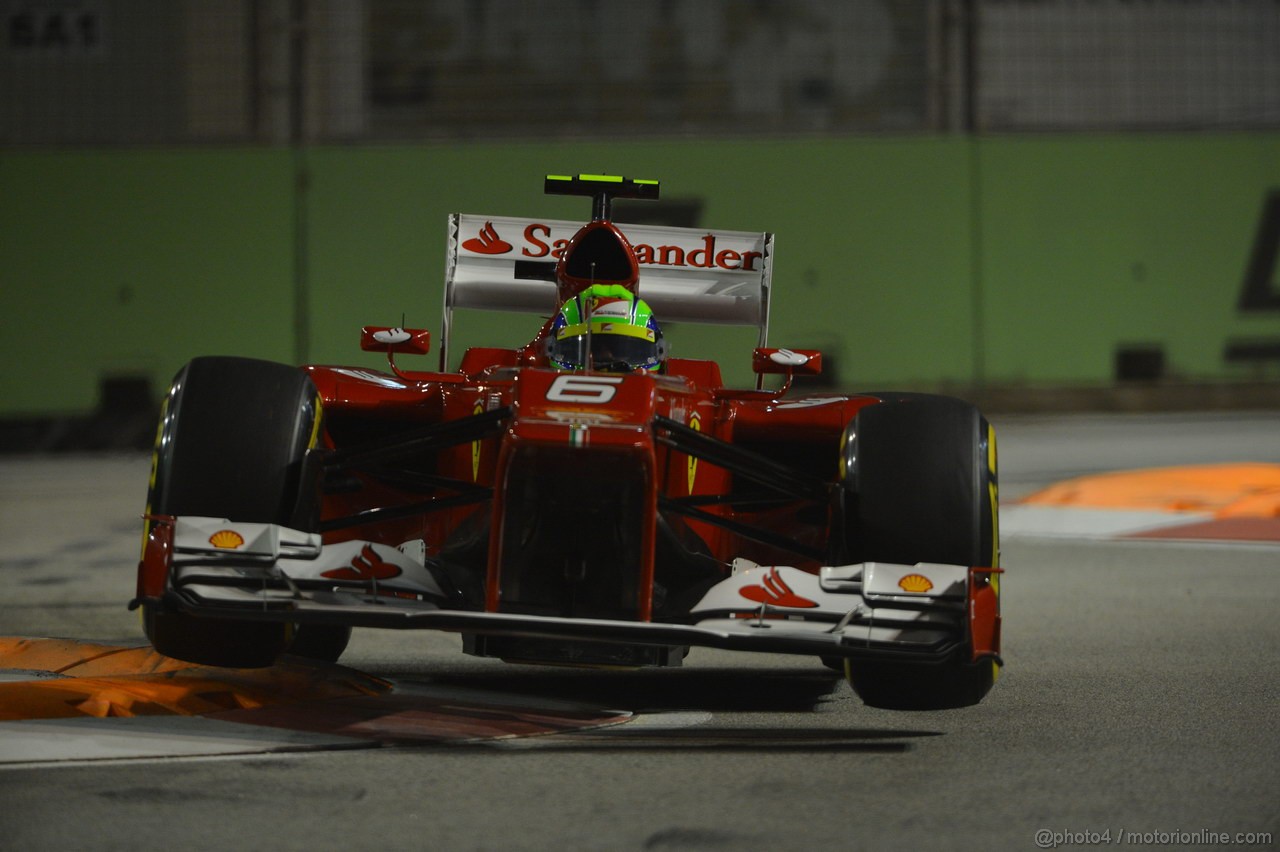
[2,136,1278,415]
[978,136,1280,384]
[1,149,296,413]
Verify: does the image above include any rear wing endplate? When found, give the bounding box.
[442,213,773,370]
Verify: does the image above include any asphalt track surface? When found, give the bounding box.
[2,411,1278,851]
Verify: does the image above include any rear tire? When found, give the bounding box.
[143,356,341,667]
[841,394,999,710]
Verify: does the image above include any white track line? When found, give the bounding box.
[0,716,372,768]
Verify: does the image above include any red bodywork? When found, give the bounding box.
[306,351,879,623]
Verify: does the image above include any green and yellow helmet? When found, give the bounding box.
[547,284,666,372]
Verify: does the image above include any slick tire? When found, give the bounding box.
[143,356,348,667]
[840,394,1000,710]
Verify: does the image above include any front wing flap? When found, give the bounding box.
[139,518,1000,665]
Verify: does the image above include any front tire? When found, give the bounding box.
[142,356,344,667]
[841,394,999,710]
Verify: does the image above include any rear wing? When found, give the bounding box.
[442,213,773,370]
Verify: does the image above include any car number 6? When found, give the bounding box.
[546,374,624,403]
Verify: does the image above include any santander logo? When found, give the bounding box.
[738,568,818,608]
[321,544,403,582]
[460,221,763,272]
[462,221,514,255]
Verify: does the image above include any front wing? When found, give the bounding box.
[136,516,1001,666]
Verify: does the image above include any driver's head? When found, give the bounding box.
[547,284,666,373]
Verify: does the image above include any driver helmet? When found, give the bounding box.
[547,284,666,372]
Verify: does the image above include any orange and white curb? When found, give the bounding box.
[1003,463,1280,543]
[0,638,629,765]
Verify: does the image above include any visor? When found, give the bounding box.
[549,323,661,372]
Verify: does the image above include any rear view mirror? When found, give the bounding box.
[360,327,431,355]
[752,347,823,376]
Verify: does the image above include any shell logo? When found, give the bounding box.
[898,573,933,593]
[208,530,245,550]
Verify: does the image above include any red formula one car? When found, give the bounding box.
[134,174,1001,710]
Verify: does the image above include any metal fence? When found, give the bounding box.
[2,0,1277,146]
